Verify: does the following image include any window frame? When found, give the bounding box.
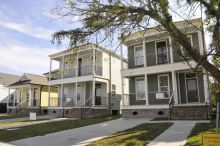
[112,84,116,97]
[134,45,144,66]
[155,39,169,65]
[157,74,170,99]
[135,77,145,100]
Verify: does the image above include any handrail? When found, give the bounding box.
[16,98,29,108]
[168,91,175,120]
[168,91,174,104]
[80,96,93,107]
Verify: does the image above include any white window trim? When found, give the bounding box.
[134,45,144,66]
[135,77,145,100]
[184,72,200,103]
[155,39,169,65]
[157,74,170,99]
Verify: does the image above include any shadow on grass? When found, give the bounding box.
[88,123,173,146]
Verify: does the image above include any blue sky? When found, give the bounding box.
[0,0,70,76]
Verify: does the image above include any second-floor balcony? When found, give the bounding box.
[51,65,102,80]
[129,49,199,68]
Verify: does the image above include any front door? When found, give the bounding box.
[77,85,82,104]
[95,83,102,105]
[185,73,199,103]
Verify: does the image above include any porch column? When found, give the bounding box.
[172,71,178,104]
[92,80,95,106]
[48,86,51,107]
[143,36,146,67]
[49,58,52,81]
[76,52,78,76]
[203,71,209,104]
[60,84,63,106]
[13,88,16,106]
[61,56,64,79]
[120,43,124,106]
[28,86,32,107]
[7,89,10,107]
[75,82,78,106]
[145,74,149,105]
[169,36,174,63]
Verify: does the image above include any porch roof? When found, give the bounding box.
[7,73,48,87]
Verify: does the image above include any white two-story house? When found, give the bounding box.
[120,18,210,120]
[47,43,127,118]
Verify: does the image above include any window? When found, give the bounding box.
[158,74,169,98]
[134,45,144,66]
[135,77,145,100]
[181,35,193,58]
[112,84,116,97]
[156,41,168,64]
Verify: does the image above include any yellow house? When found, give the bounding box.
[7,73,58,115]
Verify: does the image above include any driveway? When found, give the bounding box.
[10,118,150,146]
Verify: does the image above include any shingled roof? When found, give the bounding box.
[0,72,20,86]
[8,73,48,87]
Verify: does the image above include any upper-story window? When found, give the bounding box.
[134,45,144,66]
[135,77,145,100]
[156,40,169,65]
[181,35,193,58]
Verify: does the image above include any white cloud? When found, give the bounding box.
[0,20,55,41]
[0,43,59,75]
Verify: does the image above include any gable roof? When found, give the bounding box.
[0,72,20,86]
[8,73,48,87]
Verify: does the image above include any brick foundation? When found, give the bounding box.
[171,105,210,120]
[7,107,41,115]
[122,108,169,118]
[122,105,210,120]
[48,107,108,118]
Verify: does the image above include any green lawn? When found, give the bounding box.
[0,120,49,129]
[0,114,47,120]
[185,121,217,146]
[88,123,173,146]
[0,115,27,120]
[0,115,121,142]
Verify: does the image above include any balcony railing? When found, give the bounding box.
[50,65,102,80]
[123,91,174,106]
[49,96,107,107]
[63,68,76,78]
[146,51,171,66]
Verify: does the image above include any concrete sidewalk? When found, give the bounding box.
[147,120,210,146]
[10,118,150,146]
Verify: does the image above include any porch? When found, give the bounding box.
[7,85,41,108]
[122,70,210,107]
[48,80,108,108]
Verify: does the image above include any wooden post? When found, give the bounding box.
[28,86,32,107]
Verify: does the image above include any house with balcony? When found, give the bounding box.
[47,43,127,118]
[120,18,210,120]
[7,73,58,115]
